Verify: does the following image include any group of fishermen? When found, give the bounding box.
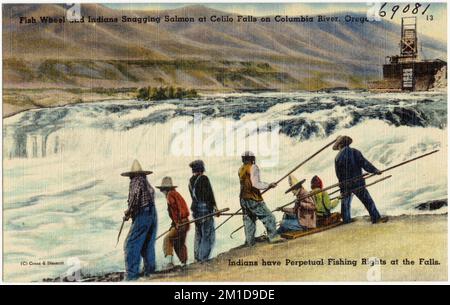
[120,159,216,280]
[120,135,388,280]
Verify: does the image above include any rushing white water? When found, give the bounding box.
[2,91,447,282]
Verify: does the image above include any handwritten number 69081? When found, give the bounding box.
[379,3,431,20]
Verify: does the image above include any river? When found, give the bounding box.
[3,90,447,281]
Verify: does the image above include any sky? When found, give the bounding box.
[105,2,447,42]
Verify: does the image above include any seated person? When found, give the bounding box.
[277,175,316,234]
[311,175,339,217]
[311,176,341,227]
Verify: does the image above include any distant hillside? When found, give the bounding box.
[2,3,446,90]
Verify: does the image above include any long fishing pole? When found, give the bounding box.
[229,149,439,238]
[327,149,440,197]
[263,138,338,194]
[300,149,439,205]
[156,208,229,241]
[214,138,337,232]
[329,175,392,201]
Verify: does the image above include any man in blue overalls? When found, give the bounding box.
[188,160,218,262]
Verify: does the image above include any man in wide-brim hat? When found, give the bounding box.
[121,159,157,281]
[285,175,306,196]
[333,135,388,224]
[156,177,190,269]
[121,159,153,177]
[277,175,316,233]
[332,135,353,151]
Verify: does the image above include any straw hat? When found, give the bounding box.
[121,159,153,177]
[332,135,353,150]
[285,174,306,195]
[156,176,177,189]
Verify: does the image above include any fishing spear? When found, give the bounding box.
[327,149,440,197]
[229,149,439,238]
[116,208,231,246]
[115,217,127,247]
[156,208,230,241]
[214,138,337,232]
[328,175,392,201]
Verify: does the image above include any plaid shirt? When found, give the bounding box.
[128,176,155,215]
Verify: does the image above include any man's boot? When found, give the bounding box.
[374,216,389,224]
[268,235,284,244]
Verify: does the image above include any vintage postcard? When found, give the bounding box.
[1,1,448,284]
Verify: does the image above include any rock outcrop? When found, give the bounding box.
[415,199,447,211]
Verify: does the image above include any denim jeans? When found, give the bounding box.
[341,188,381,224]
[192,202,215,262]
[277,213,305,234]
[240,199,277,246]
[124,205,157,280]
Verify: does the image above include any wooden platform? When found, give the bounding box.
[281,221,344,240]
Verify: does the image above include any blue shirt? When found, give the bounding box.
[334,146,379,192]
